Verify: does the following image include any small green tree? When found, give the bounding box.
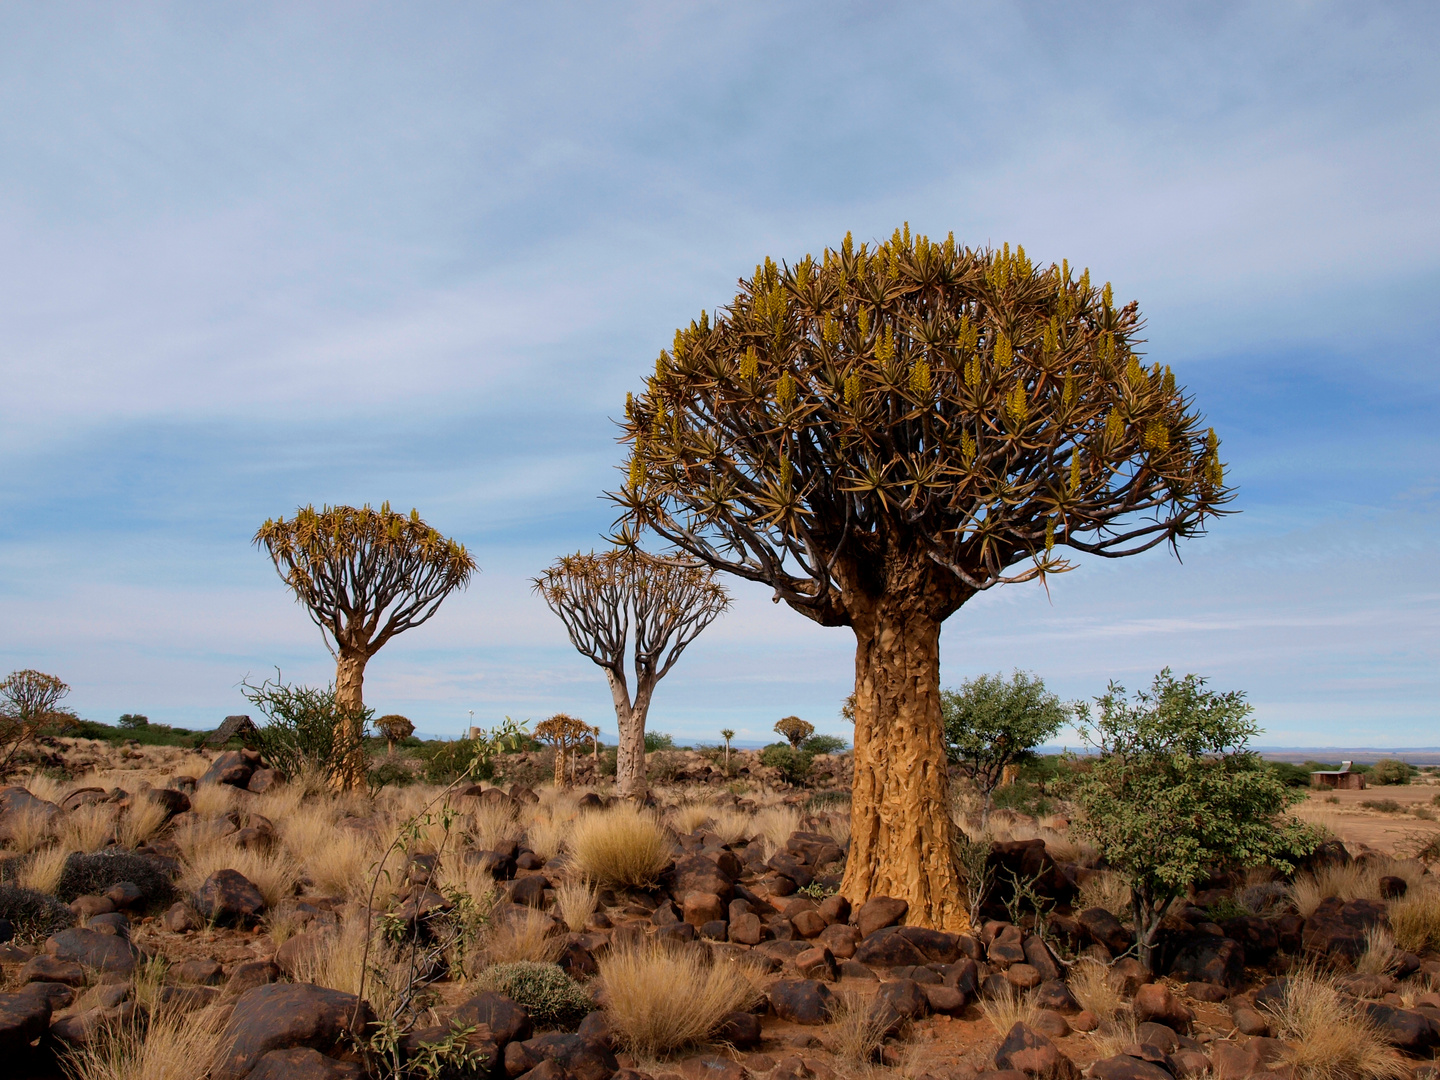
[774,716,814,750]
[1064,669,1317,972]
[1370,758,1412,786]
[942,670,1068,826]
[241,675,372,791]
[118,713,149,729]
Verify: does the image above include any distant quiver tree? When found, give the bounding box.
[535,713,593,788]
[375,714,415,754]
[533,548,729,800]
[612,228,1234,930]
[774,716,815,750]
[255,503,477,791]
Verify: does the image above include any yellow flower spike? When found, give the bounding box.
[699,309,709,332]
[822,313,840,344]
[876,324,895,361]
[1068,448,1081,493]
[844,370,862,406]
[1063,372,1077,409]
[909,359,932,397]
[1061,258,1069,281]
[1080,268,1090,295]
[652,403,666,439]
[777,371,796,409]
[1045,519,1055,555]
[961,431,976,465]
[843,231,854,259]
[958,314,972,350]
[994,332,1013,368]
[740,346,758,380]
[629,454,646,488]
[1043,318,1058,356]
[779,455,792,490]
[1144,420,1170,452]
[1008,382,1029,423]
[1162,365,1176,396]
[1100,333,1115,364]
[1102,282,1113,309]
[858,306,871,337]
[1104,410,1124,444]
[1207,427,1218,453]
[903,222,911,249]
[1126,356,1145,386]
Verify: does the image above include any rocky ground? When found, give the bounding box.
[0,742,1438,1080]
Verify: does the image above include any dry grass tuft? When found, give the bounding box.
[17,845,70,894]
[188,783,236,818]
[179,842,300,909]
[1356,925,1400,977]
[671,802,713,835]
[1290,862,1384,919]
[116,798,169,850]
[470,801,520,851]
[481,905,564,967]
[59,805,116,853]
[4,806,55,854]
[819,812,851,850]
[1069,958,1125,1023]
[980,988,1039,1036]
[1389,886,1440,954]
[59,1003,227,1080]
[288,917,409,1021]
[753,805,801,856]
[825,989,887,1065]
[526,812,569,862]
[600,938,763,1056]
[1263,966,1407,1080]
[1087,1015,1141,1059]
[707,807,753,846]
[568,804,670,888]
[23,773,72,806]
[555,879,597,933]
[1077,871,1132,923]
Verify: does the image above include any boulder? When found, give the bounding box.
[1087,1054,1173,1080]
[795,946,839,982]
[1303,897,1387,961]
[896,927,959,964]
[1004,963,1042,990]
[517,1032,619,1080]
[213,983,373,1080]
[20,955,86,986]
[664,856,734,904]
[247,1047,363,1079]
[0,787,62,845]
[200,751,256,788]
[987,936,1026,969]
[792,909,827,939]
[173,958,225,985]
[921,984,967,1016]
[1358,1002,1440,1054]
[1218,915,1279,961]
[1032,979,1080,1014]
[452,991,533,1046]
[817,922,859,958]
[45,928,139,976]
[993,1022,1078,1078]
[853,927,928,968]
[684,892,726,928]
[1022,936,1061,981]
[1132,982,1193,1032]
[0,990,51,1053]
[227,960,282,996]
[50,1002,146,1048]
[944,958,981,997]
[1168,936,1244,989]
[767,980,834,1024]
[729,913,763,945]
[1031,1011,1070,1040]
[873,979,928,1034]
[160,985,222,1012]
[714,1010,762,1048]
[817,894,850,926]
[1077,908,1133,953]
[162,902,204,932]
[196,868,267,927]
[509,876,549,909]
[70,894,116,918]
[247,769,285,794]
[87,912,130,938]
[1229,1003,1269,1037]
[855,896,908,938]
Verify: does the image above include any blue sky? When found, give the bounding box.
[0,3,1436,748]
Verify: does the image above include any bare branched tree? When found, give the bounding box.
[0,670,75,777]
[533,549,729,799]
[255,503,477,791]
[611,229,1233,929]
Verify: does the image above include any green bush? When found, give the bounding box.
[1268,762,1314,788]
[118,713,149,729]
[801,734,847,756]
[423,739,497,784]
[473,962,592,1028]
[1370,759,1413,786]
[368,757,417,791]
[242,676,371,786]
[55,851,176,907]
[0,883,75,943]
[760,743,813,784]
[644,732,675,752]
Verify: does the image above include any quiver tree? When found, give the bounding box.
[774,716,814,750]
[533,549,729,799]
[375,714,415,753]
[720,728,735,773]
[0,670,75,776]
[255,503,477,791]
[535,713,593,788]
[612,228,1234,930]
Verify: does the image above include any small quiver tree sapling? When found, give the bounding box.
[0,670,75,777]
[1063,669,1318,973]
[774,716,814,751]
[535,714,592,789]
[376,714,415,754]
[254,503,477,791]
[613,229,1234,930]
[533,549,729,800]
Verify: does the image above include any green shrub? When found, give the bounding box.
[801,734,847,756]
[368,757,417,791]
[760,743,812,784]
[1268,762,1314,788]
[1369,759,1413,786]
[991,779,1053,817]
[1360,799,1402,813]
[55,851,176,907]
[473,962,592,1028]
[0,882,75,943]
[424,739,497,784]
[242,676,371,786]
[647,750,685,783]
[644,732,675,752]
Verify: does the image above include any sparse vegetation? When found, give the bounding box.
[473,961,592,1028]
[567,803,669,887]
[0,880,76,942]
[599,939,762,1055]
[1262,966,1408,1080]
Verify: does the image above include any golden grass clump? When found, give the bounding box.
[23,773,72,806]
[1263,966,1407,1080]
[1356,925,1400,977]
[1290,862,1381,919]
[600,939,762,1056]
[59,805,116,853]
[1077,871,1132,923]
[288,917,409,1021]
[179,841,300,909]
[1389,886,1440,955]
[980,988,1040,1036]
[526,813,569,862]
[481,905,565,967]
[672,802,713,835]
[59,1004,228,1080]
[1087,1015,1142,1060]
[568,804,670,888]
[825,989,887,1065]
[117,797,169,850]
[470,800,520,851]
[3,805,55,854]
[752,805,801,856]
[555,879,597,932]
[437,856,499,911]
[707,807,753,847]
[1069,958,1125,1023]
[18,844,70,894]
[188,782,236,818]
[820,811,851,850]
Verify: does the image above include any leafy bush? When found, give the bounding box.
[368,757,417,790]
[990,778,1053,817]
[424,740,497,784]
[473,962,592,1028]
[242,676,370,786]
[1369,759,1413,786]
[802,734,847,756]
[55,851,176,907]
[1360,799,1402,814]
[117,713,149,729]
[760,743,812,784]
[1269,762,1314,788]
[643,731,675,752]
[0,882,75,942]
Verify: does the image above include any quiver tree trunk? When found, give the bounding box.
[840,599,969,933]
[333,649,369,793]
[608,671,653,801]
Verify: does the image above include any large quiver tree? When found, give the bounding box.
[255,503,477,791]
[612,229,1234,930]
[533,549,729,800]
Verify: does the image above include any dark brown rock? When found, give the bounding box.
[227,960,282,996]
[20,955,86,986]
[1004,963,1041,990]
[1133,982,1193,1032]
[247,1046,364,1080]
[921,983,967,1015]
[196,868,267,927]
[45,927,139,976]
[854,927,927,968]
[174,958,225,985]
[518,1032,619,1080]
[817,894,850,926]
[729,912,763,945]
[874,978,928,1034]
[452,991,533,1046]
[70,894,116,918]
[200,751,255,788]
[792,909,827,939]
[993,1022,1078,1078]
[987,937,1026,968]
[1229,1003,1269,1036]
[684,892,725,927]
[767,979,833,1024]
[1031,1010,1070,1039]
[1032,979,1079,1014]
[1087,1054,1172,1080]
[0,990,51,1053]
[1022,935,1060,981]
[1169,936,1244,988]
[162,901,203,932]
[714,1009,762,1048]
[87,912,130,937]
[1185,981,1228,1002]
[795,945,839,982]
[665,855,734,904]
[816,922,859,958]
[855,896,907,938]
[159,985,222,1011]
[213,982,373,1080]
[1077,908,1133,953]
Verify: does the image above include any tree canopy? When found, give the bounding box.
[942,670,1068,820]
